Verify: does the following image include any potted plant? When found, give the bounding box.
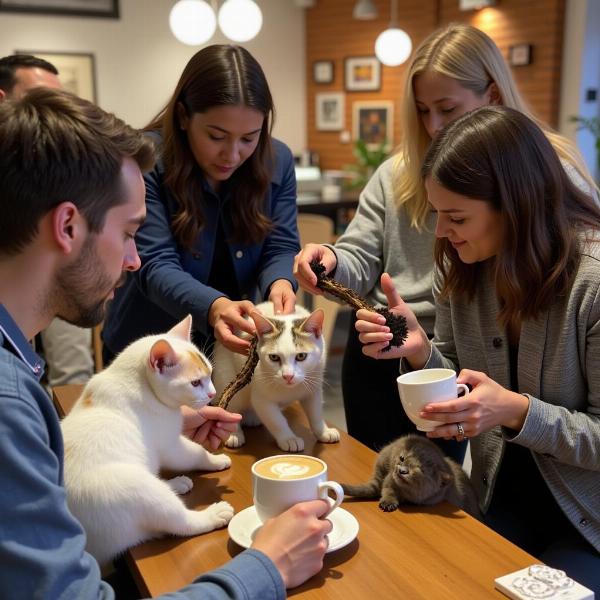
[343,138,389,190]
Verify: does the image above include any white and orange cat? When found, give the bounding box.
[213,301,340,452]
[61,316,234,566]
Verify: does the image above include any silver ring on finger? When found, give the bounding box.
[455,422,467,441]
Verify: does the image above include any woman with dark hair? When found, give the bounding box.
[103,45,299,359]
[356,106,600,588]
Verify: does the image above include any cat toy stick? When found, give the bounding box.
[309,259,408,350]
[216,336,259,410]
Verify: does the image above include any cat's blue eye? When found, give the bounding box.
[191,379,202,387]
[295,353,307,362]
[268,354,281,362]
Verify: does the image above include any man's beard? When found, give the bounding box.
[53,235,121,329]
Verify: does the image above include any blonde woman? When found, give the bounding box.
[293,23,595,457]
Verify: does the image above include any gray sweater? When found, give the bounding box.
[327,157,436,333]
[411,244,600,552]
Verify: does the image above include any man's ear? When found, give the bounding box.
[0,88,6,101]
[51,202,85,254]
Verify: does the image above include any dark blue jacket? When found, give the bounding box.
[103,136,299,354]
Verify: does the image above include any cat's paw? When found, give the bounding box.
[204,501,235,528]
[277,436,305,452]
[168,475,194,495]
[379,499,399,512]
[316,426,340,444]
[225,431,246,448]
[207,453,231,471]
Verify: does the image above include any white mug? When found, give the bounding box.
[396,368,469,432]
[252,454,343,523]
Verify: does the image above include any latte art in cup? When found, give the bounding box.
[253,456,324,480]
[252,454,343,523]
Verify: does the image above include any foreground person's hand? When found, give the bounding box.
[209,297,256,354]
[355,273,430,368]
[293,243,338,296]
[252,500,332,588]
[181,405,242,450]
[268,278,296,314]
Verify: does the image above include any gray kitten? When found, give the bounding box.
[342,434,480,519]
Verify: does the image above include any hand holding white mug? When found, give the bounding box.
[419,369,530,439]
[355,273,430,367]
[251,499,332,589]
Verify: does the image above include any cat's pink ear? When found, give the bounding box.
[301,309,324,338]
[168,315,193,341]
[251,311,275,337]
[149,339,179,374]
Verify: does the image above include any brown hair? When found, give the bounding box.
[0,87,155,256]
[146,44,275,249]
[422,105,600,327]
[0,53,59,93]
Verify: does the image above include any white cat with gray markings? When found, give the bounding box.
[213,301,339,452]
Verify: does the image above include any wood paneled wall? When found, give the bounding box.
[306,0,566,170]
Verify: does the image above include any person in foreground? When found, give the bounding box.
[103,44,300,360]
[0,88,330,599]
[357,105,600,590]
[0,53,95,389]
[293,23,595,458]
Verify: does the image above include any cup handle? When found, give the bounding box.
[457,383,470,397]
[318,480,344,517]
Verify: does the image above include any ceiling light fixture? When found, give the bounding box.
[353,0,378,20]
[169,0,217,46]
[374,0,412,66]
[218,0,263,43]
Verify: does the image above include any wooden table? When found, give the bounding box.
[53,385,537,598]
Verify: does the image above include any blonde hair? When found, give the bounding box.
[394,22,596,230]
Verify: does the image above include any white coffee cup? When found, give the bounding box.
[252,454,343,523]
[396,368,470,432]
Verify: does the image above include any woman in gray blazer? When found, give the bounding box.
[356,106,600,590]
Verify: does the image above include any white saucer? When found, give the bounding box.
[228,505,359,553]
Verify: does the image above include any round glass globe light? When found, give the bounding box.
[218,0,263,43]
[169,0,216,46]
[375,27,412,66]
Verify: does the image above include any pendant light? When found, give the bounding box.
[218,0,263,43]
[169,0,217,46]
[374,0,412,66]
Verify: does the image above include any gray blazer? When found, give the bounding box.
[412,240,600,552]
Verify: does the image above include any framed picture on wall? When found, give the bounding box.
[316,92,345,131]
[344,56,381,92]
[1,0,118,18]
[353,101,393,148]
[508,43,533,67]
[313,60,334,84]
[18,51,97,102]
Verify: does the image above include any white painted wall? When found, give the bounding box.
[0,0,307,153]
[559,0,600,180]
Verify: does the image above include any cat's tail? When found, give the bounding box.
[341,480,380,498]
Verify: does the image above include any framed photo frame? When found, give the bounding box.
[18,51,97,102]
[316,92,345,131]
[0,0,118,18]
[353,101,394,148]
[508,44,532,67]
[313,60,334,84]
[344,56,381,92]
